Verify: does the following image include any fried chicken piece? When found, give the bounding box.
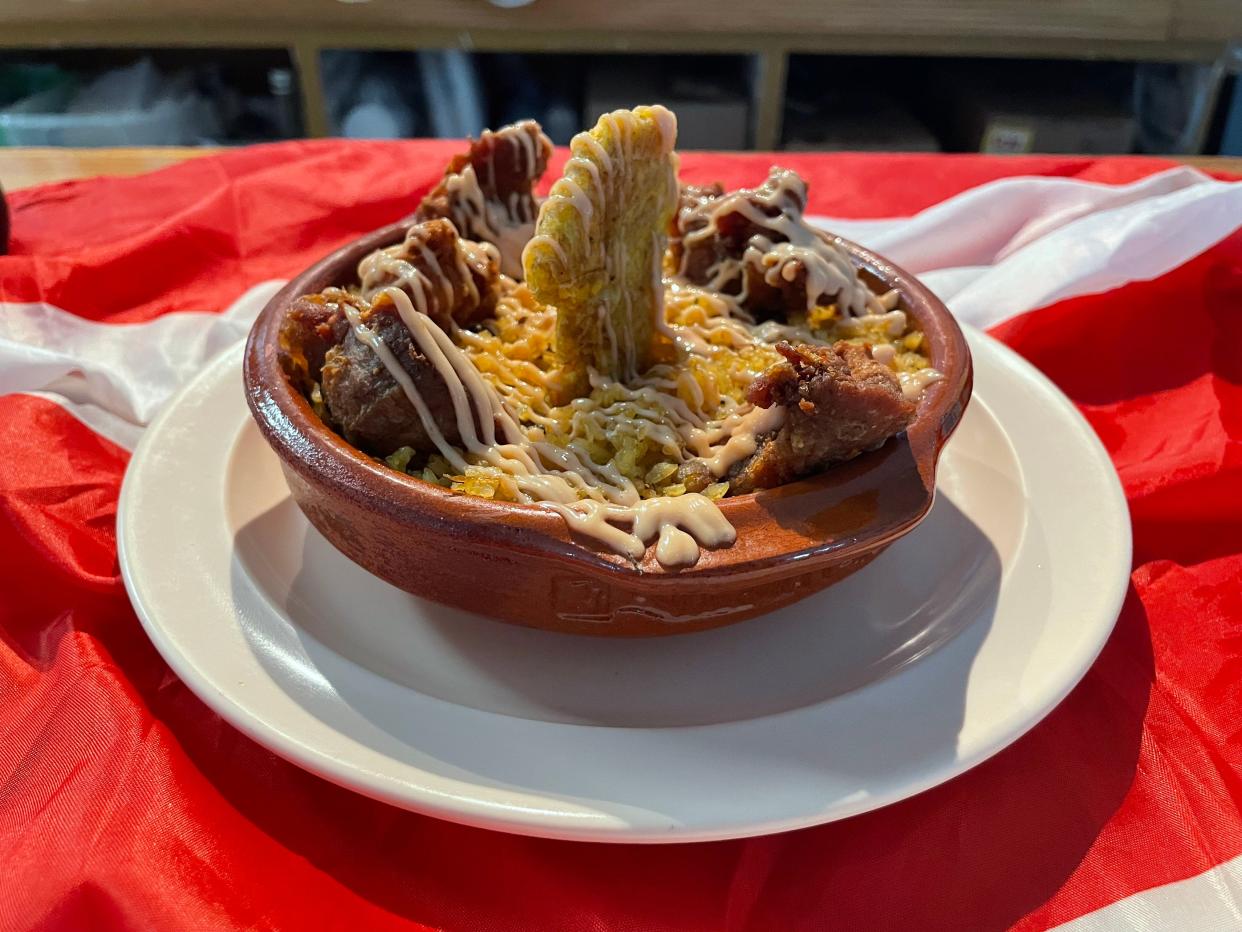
[278,287,358,394]
[358,218,501,330]
[414,119,553,279]
[319,296,464,458]
[730,341,915,493]
[669,168,871,320]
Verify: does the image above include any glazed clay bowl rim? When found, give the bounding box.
[244,220,972,581]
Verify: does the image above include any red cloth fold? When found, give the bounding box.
[1,143,1240,931]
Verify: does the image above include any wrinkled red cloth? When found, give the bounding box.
[1,143,1241,932]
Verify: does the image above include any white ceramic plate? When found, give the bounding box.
[118,326,1130,843]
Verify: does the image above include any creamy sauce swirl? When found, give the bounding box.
[344,118,941,568]
[440,122,549,278]
[678,168,881,317]
[343,278,776,569]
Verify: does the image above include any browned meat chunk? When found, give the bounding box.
[278,288,358,393]
[731,341,915,493]
[279,219,501,410]
[670,168,865,320]
[671,182,725,231]
[319,296,464,458]
[358,218,501,330]
[281,220,507,458]
[414,120,553,279]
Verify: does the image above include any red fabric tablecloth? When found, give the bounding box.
[1,142,1240,931]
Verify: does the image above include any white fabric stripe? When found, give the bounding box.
[810,166,1242,329]
[1052,852,1242,931]
[0,280,285,425]
[920,180,1242,327]
[817,166,1214,268]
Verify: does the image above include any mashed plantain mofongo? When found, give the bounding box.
[281,105,940,568]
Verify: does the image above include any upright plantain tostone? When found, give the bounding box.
[523,104,680,401]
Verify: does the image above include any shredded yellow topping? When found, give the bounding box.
[379,275,930,502]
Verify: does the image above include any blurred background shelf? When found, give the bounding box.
[0,0,1238,154]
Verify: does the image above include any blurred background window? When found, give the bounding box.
[0,3,1237,154]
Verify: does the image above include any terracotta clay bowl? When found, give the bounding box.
[244,221,972,636]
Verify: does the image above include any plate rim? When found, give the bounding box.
[118,326,1131,843]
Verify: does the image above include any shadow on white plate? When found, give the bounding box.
[216,395,1044,825]
[228,411,1005,731]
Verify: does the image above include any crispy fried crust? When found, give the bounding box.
[278,288,359,394]
[282,217,509,457]
[671,182,725,229]
[414,120,552,279]
[731,340,915,492]
[525,105,679,399]
[670,169,828,321]
[359,218,500,330]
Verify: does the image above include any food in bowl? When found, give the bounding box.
[277,106,945,571]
